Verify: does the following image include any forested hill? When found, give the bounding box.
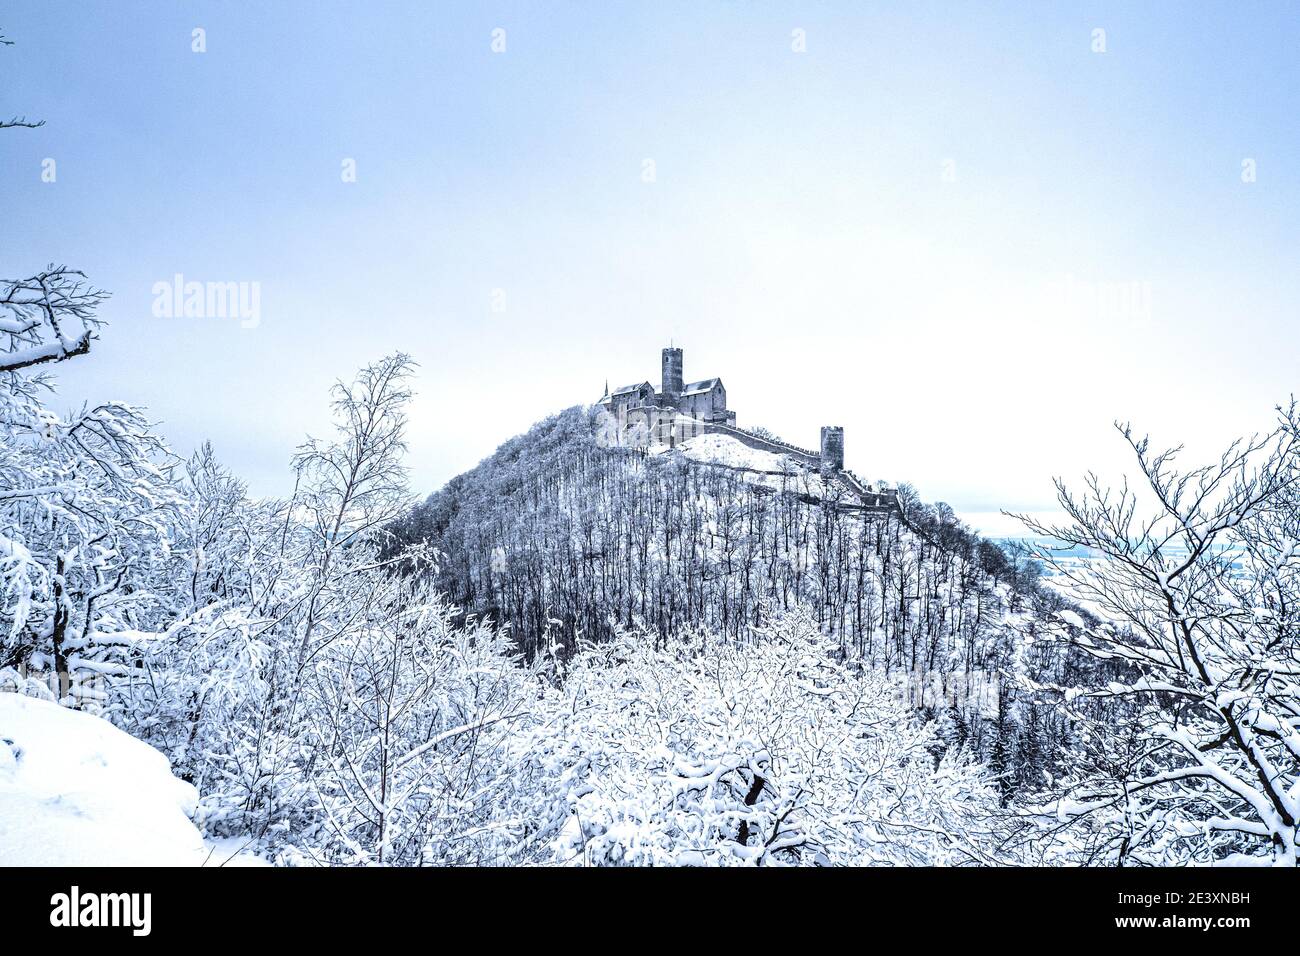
[394,405,1066,664]
[390,406,1092,800]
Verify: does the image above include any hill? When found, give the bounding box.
[392,405,1084,800]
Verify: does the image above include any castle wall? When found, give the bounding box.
[839,469,898,512]
[681,391,716,422]
[604,383,655,420]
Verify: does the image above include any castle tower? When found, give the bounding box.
[820,426,844,471]
[661,346,683,408]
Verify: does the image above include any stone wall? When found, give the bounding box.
[840,469,899,512]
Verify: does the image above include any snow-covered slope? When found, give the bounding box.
[655,433,844,499]
[655,433,794,471]
[0,694,209,866]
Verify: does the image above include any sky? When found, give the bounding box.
[2,2,1298,537]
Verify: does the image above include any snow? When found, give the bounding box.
[1058,609,1087,629]
[663,433,797,472]
[200,835,272,867]
[0,693,209,866]
[657,434,858,505]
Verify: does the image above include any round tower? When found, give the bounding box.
[661,346,683,408]
[820,426,844,471]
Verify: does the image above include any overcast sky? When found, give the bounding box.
[3,2,1297,537]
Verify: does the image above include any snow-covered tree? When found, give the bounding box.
[1,267,107,373]
[304,590,542,864]
[536,607,1011,866]
[1021,405,1300,865]
[1,278,178,702]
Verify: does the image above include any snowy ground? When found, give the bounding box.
[663,433,796,472]
[659,434,842,499]
[0,693,264,866]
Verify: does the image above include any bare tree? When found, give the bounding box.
[1017,405,1300,865]
[1,267,109,372]
[0,28,45,130]
[289,352,417,667]
[1,35,106,371]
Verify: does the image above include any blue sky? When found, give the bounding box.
[2,2,1297,533]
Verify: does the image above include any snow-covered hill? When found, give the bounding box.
[387,406,1076,804]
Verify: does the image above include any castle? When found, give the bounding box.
[597,346,846,472]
